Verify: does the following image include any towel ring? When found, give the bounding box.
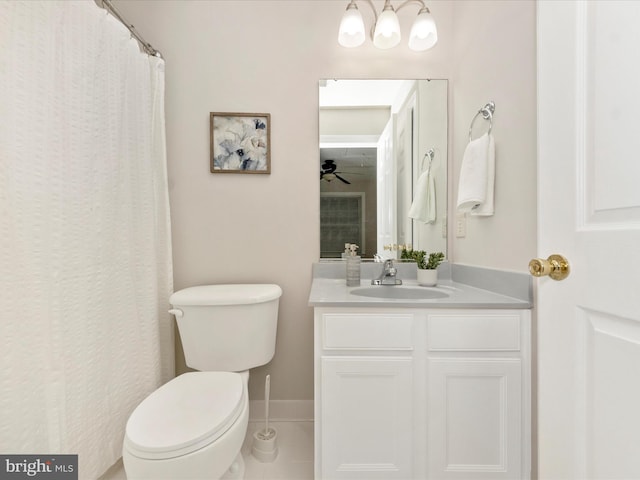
[468,101,495,142]
[421,148,435,173]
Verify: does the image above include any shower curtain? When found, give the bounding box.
[0,1,174,478]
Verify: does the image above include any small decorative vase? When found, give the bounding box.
[417,268,437,286]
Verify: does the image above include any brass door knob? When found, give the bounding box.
[528,254,570,281]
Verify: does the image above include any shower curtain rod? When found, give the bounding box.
[100,0,162,58]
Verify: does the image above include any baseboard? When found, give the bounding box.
[249,400,314,422]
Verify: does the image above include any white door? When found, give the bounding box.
[538,1,640,478]
[377,118,397,259]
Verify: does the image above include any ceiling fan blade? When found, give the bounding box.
[335,174,351,185]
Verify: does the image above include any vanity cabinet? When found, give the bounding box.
[314,308,531,480]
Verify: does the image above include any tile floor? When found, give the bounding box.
[99,421,314,480]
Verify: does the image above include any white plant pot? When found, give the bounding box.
[417,269,438,286]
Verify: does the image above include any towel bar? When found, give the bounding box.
[468,101,495,142]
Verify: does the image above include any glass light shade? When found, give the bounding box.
[338,6,365,48]
[408,10,438,51]
[373,9,401,49]
[323,173,336,182]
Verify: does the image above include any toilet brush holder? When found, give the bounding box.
[252,427,278,462]
[252,374,278,462]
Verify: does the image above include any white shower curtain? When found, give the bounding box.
[0,1,174,478]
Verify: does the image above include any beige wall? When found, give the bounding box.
[114,0,536,401]
[450,0,537,271]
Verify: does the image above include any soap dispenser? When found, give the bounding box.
[345,244,361,287]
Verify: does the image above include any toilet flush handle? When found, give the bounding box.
[168,308,183,318]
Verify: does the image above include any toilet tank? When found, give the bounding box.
[169,284,282,372]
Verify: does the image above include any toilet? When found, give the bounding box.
[122,284,282,480]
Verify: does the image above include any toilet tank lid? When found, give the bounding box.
[170,284,282,306]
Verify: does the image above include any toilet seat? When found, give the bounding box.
[124,372,245,460]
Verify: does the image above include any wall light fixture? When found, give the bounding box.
[338,0,437,52]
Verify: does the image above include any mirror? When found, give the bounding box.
[319,79,448,259]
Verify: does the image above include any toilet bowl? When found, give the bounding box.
[123,371,249,479]
[122,284,282,480]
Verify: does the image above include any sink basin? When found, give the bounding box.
[350,286,450,300]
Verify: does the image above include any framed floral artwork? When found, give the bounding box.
[210,112,271,174]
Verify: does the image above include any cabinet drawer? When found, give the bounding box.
[322,313,413,350]
[428,313,521,351]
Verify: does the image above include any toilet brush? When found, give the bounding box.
[251,375,278,462]
[262,375,274,439]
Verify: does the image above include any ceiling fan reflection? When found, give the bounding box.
[320,159,363,184]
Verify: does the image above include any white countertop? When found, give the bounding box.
[308,277,532,309]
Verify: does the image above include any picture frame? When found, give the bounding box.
[210,112,271,174]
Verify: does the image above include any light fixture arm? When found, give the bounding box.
[357,0,427,17]
[363,0,379,22]
[357,0,380,41]
[394,0,427,14]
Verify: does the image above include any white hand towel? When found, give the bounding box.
[408,169,436,224]
[456,132,495,216]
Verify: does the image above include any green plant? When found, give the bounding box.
[425,251,445,270]
[401,248,426,269]
[401,248,445,270]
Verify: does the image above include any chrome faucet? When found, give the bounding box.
[371,259,403,285]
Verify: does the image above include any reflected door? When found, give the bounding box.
[396,92,415,252]
[377,118,396,259]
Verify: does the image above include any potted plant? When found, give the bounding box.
[401,248,445,286]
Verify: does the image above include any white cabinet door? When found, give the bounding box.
[320,356,413,479]
[428,359,522,480]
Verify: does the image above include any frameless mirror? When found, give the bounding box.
[319,79,448,259]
